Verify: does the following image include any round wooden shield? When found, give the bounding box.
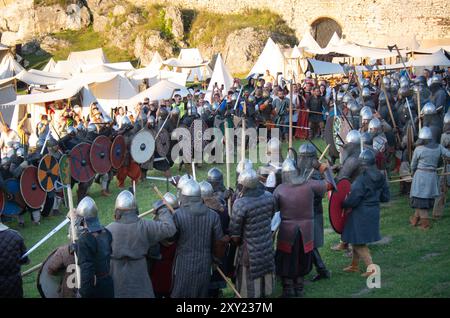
[20,166,47,209]
[110,135,127,169]
[90,135,112,174]
[59,154,71,185]
[156,128,171,157]
[37,248,64,298]
[328,178,352,234]
[70,143,95,183]
[38,154,60,192]
[190,119,208,152]
[3,179,26,216]
[324,117,340,159]
[130,129,155,164]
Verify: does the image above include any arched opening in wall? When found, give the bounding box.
[311,18,342,48]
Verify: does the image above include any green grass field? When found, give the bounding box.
[6,138,450,298]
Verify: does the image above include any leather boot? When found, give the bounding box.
[312,248,331,282]
[419,218,431,230]
[281,278,295,298]
[294,277,305,297]
[410,210,420,226]
[331,241,349,251]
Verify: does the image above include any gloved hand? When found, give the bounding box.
[224,188,234,200]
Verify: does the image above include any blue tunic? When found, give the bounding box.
[342,167,390,245]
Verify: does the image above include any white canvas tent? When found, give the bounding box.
[0,77,16,105]
[325,32,344,51]
[205,54,234,103]
[299,31,327,54]
[54,60,82,75]
[0,53,24,79]
[0,43,10,63]
[248,37,286,77]
[67,48,108,66]
[410,49,450,67]
[124,80,189,106]
[42,58,57,72]
[15,69,70,86]
[170,48,212,82]
[147,52,163,71]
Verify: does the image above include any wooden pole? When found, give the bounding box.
[241,101,246,163]
[138,208,156,218]
[21,263,43,277]
[224,121,232,216]
[66,186,81,289]
[216,267,242,298]
[389,172,450,183]
[417,91,422,130]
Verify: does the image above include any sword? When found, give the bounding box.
[21,218,70,259]
[39,128,52,155]
[146,176,176,183]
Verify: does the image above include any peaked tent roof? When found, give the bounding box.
[124,80,189,105]
[147,52,163,71]
[42,58,57,72]
[325,32,343,50]
[298,31,326,54]
[248,37,286,77]
[178,48,204,62]
[205,54,234,102]
[16,69,71,86]
[67,48,108,66]
[54,60,82,75]
[410,49,450,67]
[0,53,24,79]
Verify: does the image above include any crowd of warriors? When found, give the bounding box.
[0,65,449,298]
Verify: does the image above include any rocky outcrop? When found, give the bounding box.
[164,6,184,44]
[39,35,71,53]
[134,31,175,65]
[0,0,90,45]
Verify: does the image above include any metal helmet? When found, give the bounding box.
[418,126,433,140]
[76,123,85,132]
[361,132,373,145]
[199,181,214,198]
[336,91,345,102]
[359,149,376,166]
[163,192,178,209]
[66,126,76,135]
[16,147,25,157]
[400,76,409,88]
[342,93,353,104]
[360,106,373,121]
[177,174,192,191]
[382,77,391,89]
[282,157,297,173]
[362,87,371,98]
[76,196,98,219]
[207,167,223,183]
[181,179,201,197]
[120,116,132,128]
[390,79,399,92]
[398,86,412,98]
[248,95,255,103]
[236,159,253,175]
[348,100,361,114]
[148,116,156,127]
[414,75,427,86]
[267,138,281,155]
[421,102,436,115]
[237,168,259,189]
[430,74,442,86]
[378,91,387,103]
[298,143,317,157]
[87,123,97,133]
[265,171,277,188]
[444,111,450,125]
[115,190,137,211]
[345,130,361,144]
[368,118,382,133]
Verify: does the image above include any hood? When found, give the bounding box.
[362,166,384,188]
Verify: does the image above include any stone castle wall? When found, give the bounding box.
[131,0,450,46]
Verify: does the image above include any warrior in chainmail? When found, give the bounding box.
[421,102,443,144]
[257,138,283,192]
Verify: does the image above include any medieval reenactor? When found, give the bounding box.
[409,127,450,229]
[149,192,179,298]
[106,190,176,298]
[171,179,226,298]
[421,102,443,144]
[341,149,390,276]
[229,168,276,298]
[433,112,450,218]
[368,117,391,174]
[207,167,227,201]
[430,74,449,115]
[0,212,29,298]
[74,196,114,298]
[257,138,283,191]
[297,143,331,282]
[359,106,373,133]
[116,116,141,188]
[412,76,432,109]
[199,181,230,298]
[361,87,376,110]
